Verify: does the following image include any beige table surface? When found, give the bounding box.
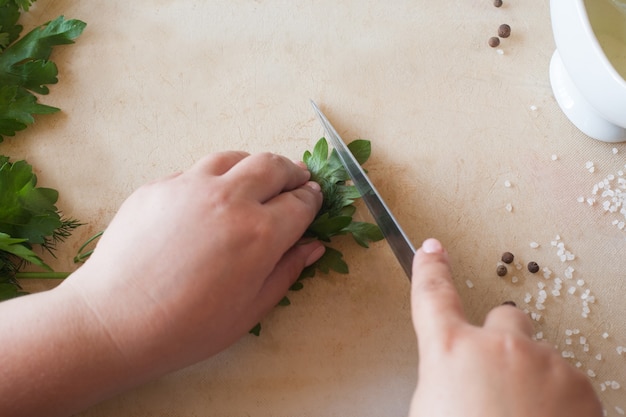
[5,0,626,415]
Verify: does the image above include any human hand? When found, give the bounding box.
[409,238,603,417]
[62,151,324,373]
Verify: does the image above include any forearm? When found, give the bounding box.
[0,275,150,417]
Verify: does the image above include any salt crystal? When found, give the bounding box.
[536,331,543,340]
[596,354,602,361]
[565,338,572,345]
[577,196,585,203]
[601,383,606,391]
[611,381,621,390]
[573,329,580,334]
[617,346,624,355]
[616,406,625,416]
[586,161,594,169]
[602,332,609,339]
[565,329,573,336]
[575,361,582,368]
[583,344,590,352]
[511,276,519,283]
[536,303,545,311]
[504,180,511,187]
[568,287,576,295]
[530,105,537,111]
[551,154,558,161]
[577,279,585,287]
[505,203,513,212]
[496,48,504,55]
[530,241,539,248]
[588,369,596,378]
[551,290,560,297]
[613,147,619,154]
[580,336,587,344]
[465,280,474,289]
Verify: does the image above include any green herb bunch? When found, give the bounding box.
[249,137,383,335]
[0,1,85,299]
[0,0,86,141]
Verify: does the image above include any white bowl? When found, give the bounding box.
[549,0,626,142]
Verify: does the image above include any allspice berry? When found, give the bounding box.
[488,36,500,48]
[497,265,508,277]
[494,0,503,7]
[501,251,514,264]
[527,261,540,273]
[498,24,511,38]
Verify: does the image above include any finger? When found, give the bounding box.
[250,240,326,319]
[189,151,250,176]
[224,152,311,202]
[411,239,467,346]
[484,303,534,338]
[262,181,323,250]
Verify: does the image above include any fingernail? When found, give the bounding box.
[501,300,517,307]
[304,181,321,192]
[305,243,326,266]
[421,238,443,254]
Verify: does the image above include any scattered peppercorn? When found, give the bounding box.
[493,0,503,7]
[498,24,511,38]
[502,300,517,307]
[488,36,500,48]
[501,251,514,264]
[527,261,540,273]
[497,265,508,277]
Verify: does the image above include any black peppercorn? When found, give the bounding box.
[498,24,511,38]
[497,265,508,277]
[494,0,503,7]
[501,252,514,264]
[488,36,500,47]
[528,261,540,273]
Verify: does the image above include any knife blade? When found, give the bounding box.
[310,100,416,280]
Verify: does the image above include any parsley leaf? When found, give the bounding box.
[250,137,384,336]
[0,156,81,299]
[0,11,86,141]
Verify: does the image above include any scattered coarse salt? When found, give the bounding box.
[613,147,619,154]
[565,338,572,345]
[596,353,602,361]
[524,293,532,304]
[611,381,621,390]
[538,282,545,290]
[577,196,585,203]
[551,154,558,161]
[536,331,543,340]
[603,332,609,339]
[586,161,594,169]
[575,361,582,368]
[577,279,585,287]
[496,48,504,55]
[505,203,513,212]
[583,343,590,352]
[530,105,538,111]
[565,329,573,336]
[617,346,624,355]
[568,287,576,295]
[511,276,519,283]
[564,266,574,279]
[551,289,561,297]
[616,406,625,416]
[573,329,580,334]
[580,336,587,344]
[515,261,523,270]
[465,280,474,289]
[588,369,596,378]
[529,241,539,248]
[504,180,511,187]
[601,382,606,391]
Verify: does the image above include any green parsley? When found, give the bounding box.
[250,137,384,335]
[0,1,86,141]
[0,156,81,300]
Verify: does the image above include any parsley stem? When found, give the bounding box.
[14,272,70,279]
